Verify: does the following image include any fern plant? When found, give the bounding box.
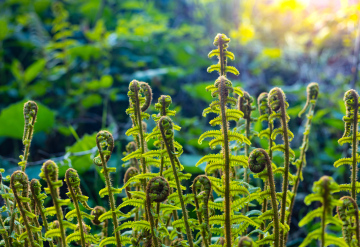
[64,168,98,246]
[18,101,38,172]
[287,82,319,237]
[158,116,194,247]
[238,91,257,185]
[10,171,41,247]
[30,179,54,247]
[334,89,360,200]
[40,160,75,247]
[197,33,248,247]
[249,148,280,247]
[298,176,345,247]
[268,87,294,246]
[337,196,360,246]
[93,130,123,247]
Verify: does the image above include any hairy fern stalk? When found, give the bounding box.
[6,33,360,247]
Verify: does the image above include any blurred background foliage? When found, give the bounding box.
[0,0,360,245]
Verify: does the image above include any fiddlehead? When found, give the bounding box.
[249,149,279,247]
[146,176,170,247]
[159,116,194,247]
[124,167,139,199]
[337,196,360,246]
[238,236,254,247]
[334,89,359,201]
[19,101,38,172]
[140,82,153,112]
[207,33,239,76]
[94,130,122,247]
[298,82,319,117]
[268,87,293,246]
[10,171,40,247]
[65,168,97,246]
[30,179,54,247]
[192,175,212,247]
[40,160,70,247]
[287,82,319,241]
[91,206,108,240]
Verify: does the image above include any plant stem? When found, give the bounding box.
[218,78,232,247]
[352,100,358,200]
[160,131,194,247]
[279,100,290,247]
[99,152,122,246]
[321,180,329,247]
[0,216,10,247]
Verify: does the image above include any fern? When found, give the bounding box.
[300,176,342,247]
[334,90,360,200]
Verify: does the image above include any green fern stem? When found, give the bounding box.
[337,196,360,246]
[65,168,87,247]
[257,92,273,244]
[269,88,290,247]
[218,77,232,247]
[41,160,67,247]
[349,90,359,200]
[321,177,330,247]
[287,83,319,241]
[129,80,152,223]
[159,116,194,247]
[193,175,212,247]
[10,171,37,247]
[95,131,122,246]
[0,214,10,247]
[249,149,279,247]
[30,179,55,247]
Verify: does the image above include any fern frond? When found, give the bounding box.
[271,128,294,141]
[271,144,295,159]
[115,220,151,232]
[121,149,142,161]
[298,207,323,227]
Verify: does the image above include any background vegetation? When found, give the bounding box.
[0,0,359,245]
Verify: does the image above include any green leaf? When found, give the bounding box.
[24,59,46,84]
[60,132,98,177]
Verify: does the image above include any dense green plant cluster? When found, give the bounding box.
[0,33,359,247]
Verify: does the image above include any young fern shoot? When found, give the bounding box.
[337,196,360,246]
[91,206,108,241]
[334,89,360,200]
[93,130,122,247]
[192,175,212,247]
[30,179,55,247]
[268,87,294,246]
[287,82,319,235]
[65,168,98,246]
[238,91,256,185]
[249,149,279,247]
[40,160,73,247]
[19,101,38,172]
[146,176,170,247]
[299,176,345,247]
[197,33,248,247]
[158,116,194,247]
[10,171,41,247]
